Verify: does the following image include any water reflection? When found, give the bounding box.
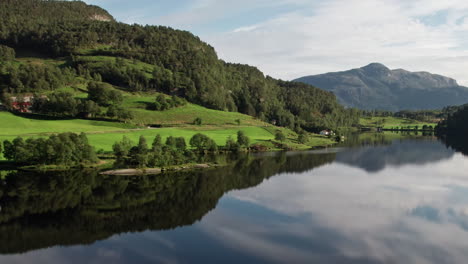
[440,135,468,156]
[336,135,455,172]
[0,152,335,255]
[1,135,468,264]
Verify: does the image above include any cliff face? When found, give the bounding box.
[295,63,468,111]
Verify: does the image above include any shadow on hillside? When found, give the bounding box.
[15,49,74,68]
[10,112,126,124]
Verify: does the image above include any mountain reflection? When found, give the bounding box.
[0,152,336,254]
[335,134,455,172]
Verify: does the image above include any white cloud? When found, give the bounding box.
[204,0,468,85]
[206,153,468,263]
[81,0,468,85]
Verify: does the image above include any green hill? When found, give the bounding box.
[0,109,333,154]
[0,0,347,158]
[0,0,359,132]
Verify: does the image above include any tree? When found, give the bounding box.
[137,136,148,154]
[190,133,217,152]
[132,135,148,168]
[165,136,176,148]
[0,45,15,60]
[113,136,133,158]
[106,105,118,118]
[87,82,123,106]
[275,130,286,142]
[152,135,162,150]
[175,137,187,150]
[225,136,240,152]
[237,131,250,148]
[3,133,97,165]
[2,140,14,160]
[298,132,307,144]
[193,117,202,126]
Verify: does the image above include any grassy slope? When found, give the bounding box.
[0,112,135,136]
[0,55,334,156]
[360,117,437,129]
[0,111,333,153]
[122,93,266,126]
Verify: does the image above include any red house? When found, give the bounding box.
[10,96,34,113]
[11,101,32,113]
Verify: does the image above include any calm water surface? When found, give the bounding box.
[0,134,468,264]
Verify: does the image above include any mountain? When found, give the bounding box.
[0,0,359,131]
[294,63,468,111]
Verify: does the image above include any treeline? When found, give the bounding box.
[0,45,15,60]
[31,92,100,117]
[149,94,187,111]
[436,105,468,135]
[113,131,250,168]
[30,82,132,120]
[1,133,97,166]
[361,107,467,123]
[0,63,77,93]
[0,0,360,131]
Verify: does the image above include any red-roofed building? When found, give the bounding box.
[10,96,34,113]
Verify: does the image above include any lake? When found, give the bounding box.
[0,133,467,264]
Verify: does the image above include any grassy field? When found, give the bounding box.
[360,117,437,129]
[122,94,267,126]
[0,55,335,157]
[0,112,136,136]
[87,126,273,151]
[0,110,334,155]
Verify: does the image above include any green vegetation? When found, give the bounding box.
[2,133,97,166]
[0,0,360,132]
[0,111,334,160]
[436,105,468,135]
[0,112,135,136]
[0,150,339,254]
[360,116,436,130]
[0,0,347,167]
[275,130,286,142]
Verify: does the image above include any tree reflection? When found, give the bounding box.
[0,152,336,254]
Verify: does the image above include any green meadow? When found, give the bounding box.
[123,95,266,126]
[0,72,334,158]
[0,111,334,156]
[360,116,437,129]
[0,112,135,136]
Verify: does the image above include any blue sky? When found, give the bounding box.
[83,0,468,85]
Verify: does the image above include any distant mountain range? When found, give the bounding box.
[294,63,468,111]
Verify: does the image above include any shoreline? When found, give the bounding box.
[100,163,218,176]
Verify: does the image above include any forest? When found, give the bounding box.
[0,0,360,131]
[2,132,97,166]
[436,105,468,135]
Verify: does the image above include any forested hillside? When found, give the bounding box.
[0,0,359,131]
[436,104,468,135]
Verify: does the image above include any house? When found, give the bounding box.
[11,101,32,113]
[320,130,335,136]
[10,95,35,113]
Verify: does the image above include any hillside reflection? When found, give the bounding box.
[0,152,336,254]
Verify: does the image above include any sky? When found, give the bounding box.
[82,0,468,85]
